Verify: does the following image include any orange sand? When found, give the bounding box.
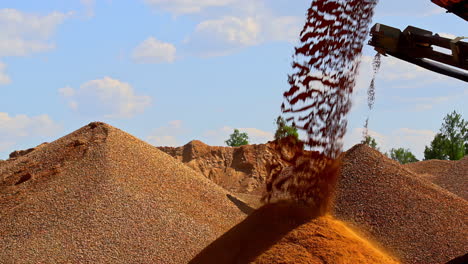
[190,202,399,264]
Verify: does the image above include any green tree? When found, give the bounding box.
[441,111,466,160]
[362,135,379,150]
[274,116,299,140]
[389,148,419,164]
[424,111,467,160]
[424,133,449,160]
[225,129,249,147]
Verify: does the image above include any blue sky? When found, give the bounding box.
[0,0,467,160]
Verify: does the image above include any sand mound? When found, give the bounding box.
[334,144,468,264]
[0,122,246,263]
[190,202,398,264]
[405,157,467,199]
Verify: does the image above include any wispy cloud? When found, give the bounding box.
[184,14,301,57]
[0,8,72,57]
[143,0,303,57]
[0,61,11,85]
[146,120,187,146]
[143,0,237,15]
[59,77,152,119]
[0,112,61,153]
[80,0,96,17]
[392,91,466,111]
[132,37,177,63]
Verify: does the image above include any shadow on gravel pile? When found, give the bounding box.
[190,201,398,264]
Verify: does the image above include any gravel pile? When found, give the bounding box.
[405,157,467,199]
[0,122,246,263]
[334,144,468,264]
[404,159,453,180]
[191,202,398,264]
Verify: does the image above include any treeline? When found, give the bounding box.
[363,110,467,164]
[225,111,467,165]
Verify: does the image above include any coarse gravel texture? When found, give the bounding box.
[191,202,399,264]
[252,215,399,264]
[0,122,246,264]
[334,144,468,264]
[404,157,467,199]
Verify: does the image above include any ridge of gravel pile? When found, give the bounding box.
[0,122,246,264]
[191,202,399,264]
[404,159,453,180]
[405,157,467,199]
[334,144,468,264]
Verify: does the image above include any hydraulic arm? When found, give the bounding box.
[368,0,468,82]
[369,24,468,82]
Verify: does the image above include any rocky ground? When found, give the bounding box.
[160,140,467,264]
[0,122,246,263]
[405,157,468,199]
[2,124,466,263]
[335,145,467,264]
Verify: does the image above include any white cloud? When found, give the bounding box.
[0,61,11,85]
[344,127,436,160]
[198,17,260,46]
[58,86,75,97]
[0,8,71,57]
[409,96,451,111]
[239,127,274,143]
[147,120,185,146]
[185,14,301,57]
[185,16,260,56]
[264,16,301,42]
[0,112,61,152]
[59,77,152,119]
[392,91,467,112]
[132,37,177,63]
[80,0,96,17]
[143,0,237,14]
[148,0,304,57]
[202,126,273,146]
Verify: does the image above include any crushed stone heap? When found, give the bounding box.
[0,122,246,264]
[404,157,467,199]
[190,202,399,264]
[334,144,468,264]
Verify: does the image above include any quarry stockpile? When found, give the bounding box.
[190,202,399,264]
[334,144,468,264]
[166,140,468,264]
[0,122,246,264]
[404,157,467,199]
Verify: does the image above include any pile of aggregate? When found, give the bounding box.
[0,122,246,264]
[405,157,467,199]
[334,144,468,264]
[190,202,399,264]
